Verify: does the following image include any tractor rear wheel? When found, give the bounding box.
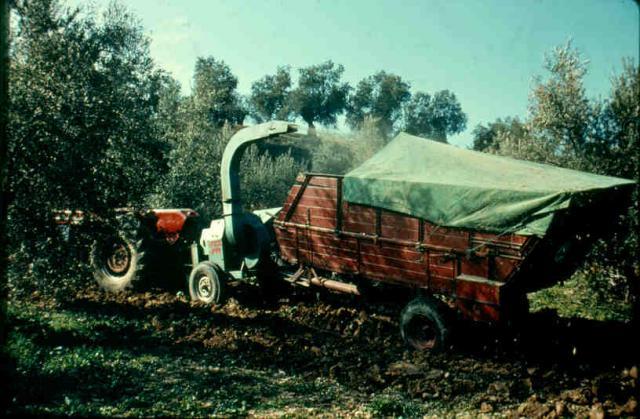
[188,262,226,305]
[90,222,145,292]
[400,296,450,351]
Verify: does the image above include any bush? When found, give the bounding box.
[240,145,305,211]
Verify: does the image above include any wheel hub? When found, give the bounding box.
[407,315,437,350]
[106,242,131,275]
[197,275,213,298]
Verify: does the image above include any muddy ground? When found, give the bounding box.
[3,281,639,417]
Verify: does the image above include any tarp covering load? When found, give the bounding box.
[343,133,634,237]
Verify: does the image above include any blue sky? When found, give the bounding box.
[69,0,638,147]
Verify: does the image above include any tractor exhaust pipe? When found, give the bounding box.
[220,121,297,250]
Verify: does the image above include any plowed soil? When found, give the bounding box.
[4,282,638,417]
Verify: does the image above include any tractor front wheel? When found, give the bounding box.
[188,262,226,305]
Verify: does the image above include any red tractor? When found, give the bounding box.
[55,207,200,291]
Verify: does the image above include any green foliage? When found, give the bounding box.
[477,41,639,316]
[248,66,294,123]
[528,270,633,322]
[346,71,411,138]
[290,60,350,128]
[155,74,185,146]
[240,145,305,211]
[528,41,594,167]
[7,0,167,294]
[309,136,355,175]
[403,90,467,143]
[367,393,423,418]
[148,120,230,222]
[191,56,246,127]
[471,117,526,152]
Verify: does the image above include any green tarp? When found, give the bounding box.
[343,132,634,237]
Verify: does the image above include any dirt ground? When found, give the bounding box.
[3,281,639,417]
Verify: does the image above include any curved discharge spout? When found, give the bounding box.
[220,121,297,253]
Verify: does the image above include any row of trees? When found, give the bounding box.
[172,57,468,143]
[248,63,467,141]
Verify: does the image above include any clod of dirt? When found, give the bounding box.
[589,402,605,419]
[386,361,421,377]
[561,388,593,405]
[480,401,493,413]
[487,381,510,398]
[515,395,552,418]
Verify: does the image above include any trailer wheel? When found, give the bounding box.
[90,221,145,292]
[400,297,450,351]
[188,262,226,305]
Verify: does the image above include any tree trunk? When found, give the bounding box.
[307,121,316,137]
[432,132,448,143]
[622,264,640,329]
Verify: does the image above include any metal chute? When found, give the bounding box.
[220,121,297,268]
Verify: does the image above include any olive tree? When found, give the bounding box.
[481,41,639,320]
[8,0,167,293]
[248,66,294,123]
[192,56,246,127]
[290,60,350,130]
[346,71,411,138]
[403,90,467,143]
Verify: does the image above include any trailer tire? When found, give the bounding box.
[400,297,450,351]
[90,218,145,292]
[188,262,226,305]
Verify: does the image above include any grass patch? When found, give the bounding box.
[366,393,423,418]
[528,271,633,322]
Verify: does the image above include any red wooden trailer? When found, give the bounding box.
[272,172,630,350]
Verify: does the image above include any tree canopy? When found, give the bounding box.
[471,117,526,152]
[403,90,467,143]
[528,41,595,167]
[290,60,350,129]
[248,66,294,123]
[191,56,246,127]
[346,71,411,138]
[8,0,170,286]
[9,0,166,214]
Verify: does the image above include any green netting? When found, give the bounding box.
[343,133,634,236]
